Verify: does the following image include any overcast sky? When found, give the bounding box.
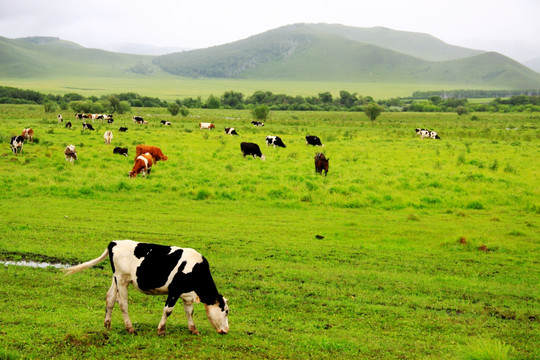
[0,0,539,61]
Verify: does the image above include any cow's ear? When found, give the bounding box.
[223,297,228,303]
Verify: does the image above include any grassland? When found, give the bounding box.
[0,105,538,359]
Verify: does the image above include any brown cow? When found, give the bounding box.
[129,153,154,178]
[22,128,34,142]
[134,145,168,162]
[314,153,329,176]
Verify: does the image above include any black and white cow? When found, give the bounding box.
[133,116,144,124]
[225,127,238,136]
[265,135,286,148]
[305,135,323,146]
[415,128,441,140]
[251,121,264,127]
[65,122,72,129]
[119,127,128,132]
[113,147,128,157]
[82,123,95,131]
[161,120,171,126]
[104,114,114,124]
[10,135,24,154]
[57,114,63,123]
[240,142,265,161]
[75,113,84,120]
[63,240,229,336]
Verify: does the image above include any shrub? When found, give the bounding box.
[167,102,180,116]
[252,104,270,121]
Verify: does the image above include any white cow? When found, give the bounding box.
[64,145,77,162]
[199,122,215,129]
[104,131,113,145]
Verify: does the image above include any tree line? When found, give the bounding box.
[1,86,539,115]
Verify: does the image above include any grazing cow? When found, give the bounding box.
[64,145,77,162]
[21,128,34,142]
[225,127,238,136]
[240,142,265,161]
[135,145,168,162]
[90,114,104,122]
[65,122,72,129]
[62,240,229,336]
[104,114,114,123]
[107,118,114,125]
[161,120,171,126]
[75,113,84,120]
[83,123,95,131]
[57,114,63,123]
[251,121,264,127]
[104,131,113,145]
[265,135,286,148]
[10,135,24,155]
[119,127,128,132]
[314,153,329,176]
[132,116,144,124]
[82,114,91,119]
[415,128,441,140]
[305,135,323,146]
[129,153,154,178]
[113,147,128,157]
[199,122,215,129]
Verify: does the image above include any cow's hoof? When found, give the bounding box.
[104,321,111,330]
[189,329,201,335]
[126,327,135,334]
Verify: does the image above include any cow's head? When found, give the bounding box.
[205,295,229,334]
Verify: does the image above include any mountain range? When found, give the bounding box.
[1,23,540,89]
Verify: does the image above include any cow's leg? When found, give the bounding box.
[183,300,200,335]
[157,294,180,336]
[104,277,118,329]
[115,275,134,333]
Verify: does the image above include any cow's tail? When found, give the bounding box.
[62,248,109,275]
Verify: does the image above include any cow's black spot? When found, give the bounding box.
[108,242,118,274]
[134,243,184,291]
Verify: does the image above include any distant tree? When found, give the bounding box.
[180,106,190,117]
[108,95,120,113]
[456,106,469,115]
[117,101,131,114]
[205,95,221,109]
[318,91,333,104]
[43,100,58,113]
[364,103,383,121]
[221,91,244,107]
[339,90,358,108]
[167,102,180,116]
[429,95,442,105]
[251,104,270,121]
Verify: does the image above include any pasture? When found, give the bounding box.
[0,105,539,359]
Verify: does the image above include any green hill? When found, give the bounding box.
[153,23,540,88]
[0,36,157,78]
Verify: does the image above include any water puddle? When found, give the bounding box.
[0,260,70,269]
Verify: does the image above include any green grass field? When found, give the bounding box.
[0,105,538,359]
[1,76,510,101]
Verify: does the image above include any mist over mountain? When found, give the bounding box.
[1,24,539,89]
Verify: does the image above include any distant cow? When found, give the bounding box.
[251,121,264,127]
[104,131,113,144]
[64,145,77,162]
[104,114,114,123]
[57,114,63,123]
[132,116,144,124]
[83,123,95,131]
[135,145,168,162]
[65,122,72,129]
[107,118,114,125]
[415,128,441,140]
[265,135,286,148]
[90,114,104,122]
[199,122,215,129]
[75,113,84,120]
[119,127,128,132]
[240,142,265,161]
[306,135,323,146]
[10,135,24,155]
[22,128,34,142]
[314,153,329,176]
[129,153,154,178]
[113,147,128,157]
[62,240,229,335]
[161,120,171,126]
[225,127,238,136]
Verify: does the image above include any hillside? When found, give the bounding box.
[153,23,540,88]
[0,36,158,78]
